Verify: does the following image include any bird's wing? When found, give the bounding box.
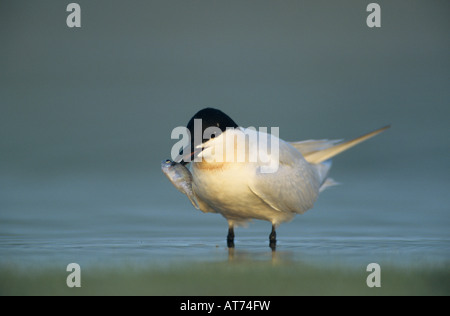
[289,139,342,156]
[289,126,390,164]
[248,141,321,215]
[301,126,390,164]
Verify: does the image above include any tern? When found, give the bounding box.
[163,108,389,250]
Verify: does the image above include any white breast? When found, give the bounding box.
[190,128,321,226]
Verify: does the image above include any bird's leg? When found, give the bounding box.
[227,225,235,248]
[269,225,277,251]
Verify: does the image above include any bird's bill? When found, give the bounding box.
[175,146,203,164]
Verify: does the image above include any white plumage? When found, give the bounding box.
[191,127,333,227]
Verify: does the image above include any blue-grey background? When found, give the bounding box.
[0,0,449,294]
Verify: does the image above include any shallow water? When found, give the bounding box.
[1,170,449,270]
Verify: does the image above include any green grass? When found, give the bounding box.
[1,259,449,296]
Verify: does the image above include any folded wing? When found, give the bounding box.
[248,140,321,215]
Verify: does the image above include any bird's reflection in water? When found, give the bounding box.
[226,246,293,265]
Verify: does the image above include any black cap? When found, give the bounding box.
[181,108,238,164]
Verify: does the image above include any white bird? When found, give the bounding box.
[163,108,389,249]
